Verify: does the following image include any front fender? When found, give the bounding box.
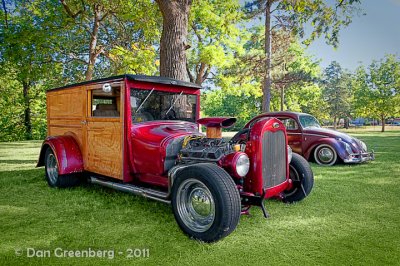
[304,138,348,161]
[37,135,83,175]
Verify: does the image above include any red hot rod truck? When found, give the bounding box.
[37,74,314,242]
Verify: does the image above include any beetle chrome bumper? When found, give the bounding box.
[343,150,375,163]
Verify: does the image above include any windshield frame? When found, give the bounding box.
[129,87,200,124]
[298,114,321,129]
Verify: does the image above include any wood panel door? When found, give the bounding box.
[84,82,124,180]
[46,86,86,150]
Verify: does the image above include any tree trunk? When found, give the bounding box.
[22,81,32,140]
[85,6,101,81]
[381,115,385,132]
[280,86,284,111]
[195,62,207,85]
[156,0,191,81]
[262,0,272,113]
[333,116,337,130]
[2,0,8,28]
[344,117,349,129]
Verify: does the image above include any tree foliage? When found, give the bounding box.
[59,0,160,81]
[321,61,353,129]
[0,0,159,141]
[187,0,245,85]
[244,0,362,112]
[202,37,324,128]
[0,0,396,142]
[353,55,400,132]
[0,1,64,139]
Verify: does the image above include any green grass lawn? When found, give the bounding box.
[1,132,399,265]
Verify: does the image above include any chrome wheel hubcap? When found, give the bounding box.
[318,147,334,163]
[46,153,58,184]
[176,179,215,233]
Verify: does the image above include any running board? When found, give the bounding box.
[90,177,170,204]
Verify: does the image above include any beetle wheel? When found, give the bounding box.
[314,144,337,166]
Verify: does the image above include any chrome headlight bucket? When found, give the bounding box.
[360,140,367,152]
[337,137,354,155]
[235,154,250,177]
[287,145,293,163]
[343,141,353,154]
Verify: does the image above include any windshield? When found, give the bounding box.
[130,88,198,123]
[299,115,321,129]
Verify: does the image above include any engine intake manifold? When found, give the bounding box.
[197,117,237,138]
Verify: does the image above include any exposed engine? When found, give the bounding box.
[179,136,233,162]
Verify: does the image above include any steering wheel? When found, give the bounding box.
[164,109,177,120]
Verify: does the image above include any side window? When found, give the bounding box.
[279,118,299,131]
[91,87,121,117]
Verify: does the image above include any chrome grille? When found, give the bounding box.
[262,130,287,188]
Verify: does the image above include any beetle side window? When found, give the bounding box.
[278,118,299,131]
[91,88,121,117]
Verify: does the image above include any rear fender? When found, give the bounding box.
[304,138,347,161]
[37,135,84,175]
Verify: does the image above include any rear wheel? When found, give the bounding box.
[171,164,241,242]
[283,153,314,203]
[314,144,337,166]
[44,147,80,188]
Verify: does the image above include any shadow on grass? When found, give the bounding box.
[0,160,38,165]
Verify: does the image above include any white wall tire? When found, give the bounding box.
[314,144,337,166]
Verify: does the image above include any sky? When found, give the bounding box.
[306,0,400,71]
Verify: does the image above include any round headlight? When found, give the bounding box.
[344,142,353,154]
[360,141,367,152]
[287,145,293,163]
[235,154,250,177]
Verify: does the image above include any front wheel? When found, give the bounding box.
[314,144,337,166]
[283,153,314,203]
[171,164,241,242]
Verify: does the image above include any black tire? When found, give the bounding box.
[44,147,80,188]
[283,153,314,203]
[314,144,337,166]
[171,164,241,242]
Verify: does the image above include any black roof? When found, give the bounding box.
[48,74,202,91]
[264,111,310,117]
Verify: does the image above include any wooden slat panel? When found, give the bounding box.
[46,82,124,180]
[85,121,123,179]
[48,87,85,119]
[47,87,85,151]
[48,126,83,150]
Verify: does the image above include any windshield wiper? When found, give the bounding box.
[135,88,154,114]
[165,91,184,116]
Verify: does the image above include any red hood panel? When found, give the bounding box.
[132,121,200,143]
[130,121,201,176]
